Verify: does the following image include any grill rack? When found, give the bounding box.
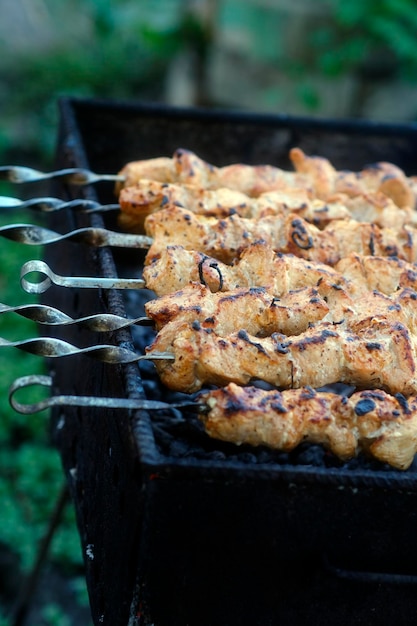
[39,97,417,626]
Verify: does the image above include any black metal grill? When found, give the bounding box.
[47,97,417,626]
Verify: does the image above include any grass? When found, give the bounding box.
[0,204,89,623]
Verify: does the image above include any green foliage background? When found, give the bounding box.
[0,0,417,623]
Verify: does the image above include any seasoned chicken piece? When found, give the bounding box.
[143,240,417,300]
[144,205,414,266]
[147,318,417,395]
[289,147,338,199]
[144,206,339,265]
[118,180,253,231]
[335,253,417,296]
[117,148,417,209]
[290,147,416,209]
[115,156,175,194]
[174,148,311,196]
[145,283,330,336]
[340,192,417,229]
[117,148,309,197]
[199,383,417,469]
[119,178,416,233]
[145,281,417,337]
[142,241,348,297]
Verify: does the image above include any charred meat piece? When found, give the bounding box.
[335,253,417,297]
[145,281,417,337]
[117,148,312,197]
[147,318,417,395]
[144,205,415,266]
[117,148,416,208]
[119,178,415,232]
[142,241,348,297]
[143,242,417,299]
[145,283,331,336]
[199,383,417,469]
[290,147,416,209]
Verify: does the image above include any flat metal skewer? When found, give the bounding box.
[0,302,153,331]
[0,165,124,186]
[0,335,173,364]
[20,260,146,294]
[0,223,153,248]
[0,196,120,214]
[9,375,200,415]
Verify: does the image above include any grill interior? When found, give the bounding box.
[47,97,417,626]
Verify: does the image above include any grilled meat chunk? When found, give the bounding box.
[117,147,417,209]
[144,205,415,266]
[145,281,417,337]
[145,283,330,336]
[119,178,414,232]
[290,147,416,209]
[142,241,347,297]
[199,383,417,469]
[143,241,417,299]
[117,148,312,197]
[335,253,417,297]
[147,318,417,395]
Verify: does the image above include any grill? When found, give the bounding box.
[36,97,417,625]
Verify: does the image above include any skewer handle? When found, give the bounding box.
[0,165,124,185]
[20,260,146,293]
[0,222,153,248]
[9,375,198,414]
[0,196,120,214]
[0,301,152,331]
[0,335,173,363]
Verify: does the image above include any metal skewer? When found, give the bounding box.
[0,196,120,214]
[0,301,153,331]
[0,222,152,248]
[0,165,124,186]
[0,335,172,363]
[9,375,200,415]
[20,260,146,294]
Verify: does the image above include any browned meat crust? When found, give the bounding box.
[198,383,417,469]
[147,318,417,395]
[143,205,416,266]
[117,147,416,209]
[145,281,417,337]
[119,179,415,232]
[143,241,347,297]
[145,283,331,336]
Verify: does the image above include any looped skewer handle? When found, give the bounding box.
[0,196,120,214]
[0,335,173,363]
[0,301,152,331]
[0,222,153,248]
[0,165,124,185]
[20,260,146,294]
[9,375,199,415]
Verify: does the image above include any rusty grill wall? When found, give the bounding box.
[48,98,417,626]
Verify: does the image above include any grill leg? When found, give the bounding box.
[10,482,69,626]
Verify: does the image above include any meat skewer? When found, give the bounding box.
[116,147,312,197]
[143,242,417,299]
[147,318,417,395]
[145,282,417,337]
[144,205,415,265]
[145,283,331,336]
[143,241,348,297]
[116,147,417,209]
[199,383,417,470]
[8,374,417,470]
[119,179,415,232]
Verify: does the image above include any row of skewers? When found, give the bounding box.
[5,147,417,469]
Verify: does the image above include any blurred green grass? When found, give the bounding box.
[0,207,87,622]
